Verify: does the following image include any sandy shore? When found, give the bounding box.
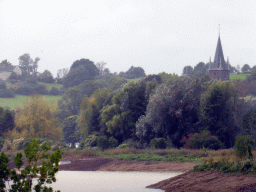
[8,157,256,191]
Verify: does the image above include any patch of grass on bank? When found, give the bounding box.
[0,95,62,110]
[191,149,256,175]
[230,74,250,80]
[107,152,202,162]
[102,148,207,162]
[38,82,63,91]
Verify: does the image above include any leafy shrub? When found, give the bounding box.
[15,83,48,95]
[49,87,60,95]
[0,89,15,98]
[78,134,99,149]
[0,139,62,192]
[192,163,212,172]
[16,138,33,150]
[234,135,254,160]
[97,136,108,150]
[26,76,38,85]
[181,131,224,150]
[117,144,128,149]
[191,161,256,174]
[122,139,144,149]
[0,81,7,90]
[150,138,167,149]
[108,137,118,148]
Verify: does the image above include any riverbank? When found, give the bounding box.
[8,157,256,191]
[147,171,256,192]
[59,157,199,172]
[59,157,256,192]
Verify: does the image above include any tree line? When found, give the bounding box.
[2,56,256,151]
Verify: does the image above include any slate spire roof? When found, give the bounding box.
[210,36,229,70]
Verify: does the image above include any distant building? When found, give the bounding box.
[209,35,230,81]
[0,65,22,80]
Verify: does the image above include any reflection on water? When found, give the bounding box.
[47,171,182,192]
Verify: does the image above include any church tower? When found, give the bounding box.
[209,35,230,81]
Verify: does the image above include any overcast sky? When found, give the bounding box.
[0,0,256,77]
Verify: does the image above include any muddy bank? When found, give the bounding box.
[147,171,256,192]
[58,157,200,172]
[59,157,256,192]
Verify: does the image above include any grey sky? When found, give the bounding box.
[0,0,256,77]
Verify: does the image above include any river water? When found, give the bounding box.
[45,171,182,192]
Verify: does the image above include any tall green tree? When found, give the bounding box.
[101,80,147,143]
[241,64,251,74]
[136,77,203,147]
[0,107,14,137]
[56,86,83,121]
[63,116,80,148]
[18,53,40,76]
[38,70,54,83]
[63,58,99,87]
[192,62,208,78]
[200,81,238,148]
[182,66,193,76]
[125,66,146,79]
[79,88,113,137]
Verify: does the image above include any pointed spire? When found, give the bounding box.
[212,36,228,70]
[209,57,211,68]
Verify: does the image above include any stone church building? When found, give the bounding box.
[209,36,230,81]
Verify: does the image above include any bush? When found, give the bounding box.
[0,81,7,90]
[16,138,33,150]
[122,139,144,149]
[0,139,62,192]
[78,134,99,149]
[234,135,254,160]
[108,137,118,148]
[117,144,128,148]
[97,136,108,150]
[15,83,48,95]
[49,87,60,95]
[150,138,167,149]
[181,131,224,150]
[0,89,15,98]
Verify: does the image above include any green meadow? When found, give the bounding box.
[0,95,62,110]
[229,74,250,80]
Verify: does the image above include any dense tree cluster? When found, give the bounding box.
[2,55,256,151]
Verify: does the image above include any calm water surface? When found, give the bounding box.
[46,171,182,192]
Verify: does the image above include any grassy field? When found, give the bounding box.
[58,147,208,162]
[127,78,140,83]
[38,82,63,90]
[230,74,250,80]
[0,95,62,110]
